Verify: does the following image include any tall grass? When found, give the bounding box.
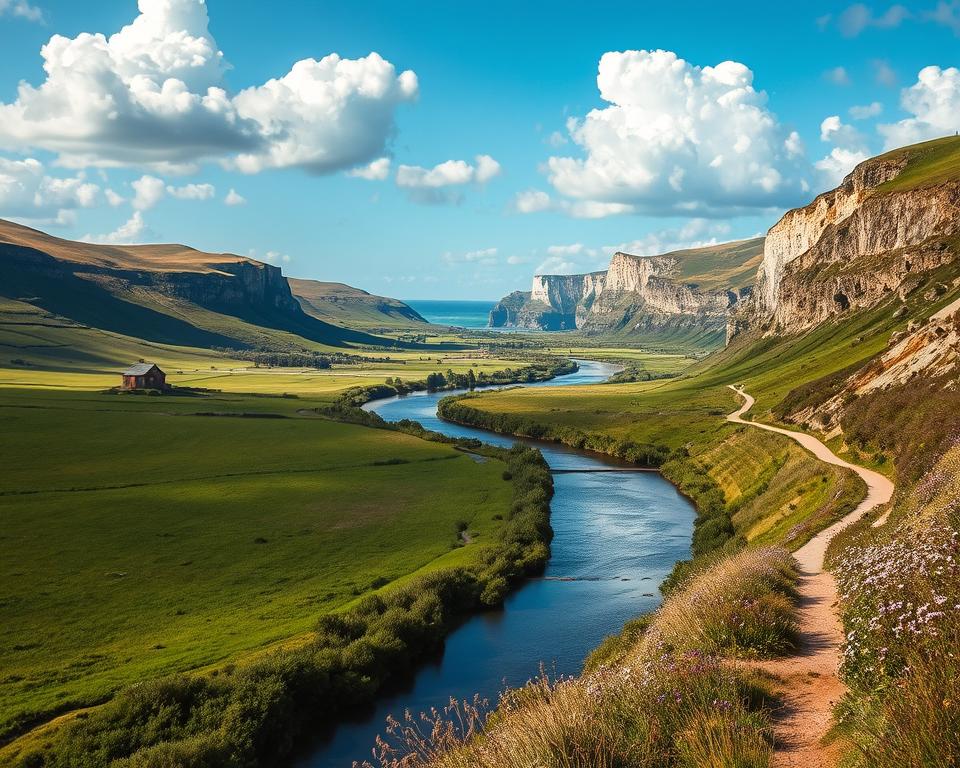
[368,657,772,768]
[641,548,799,659]
[364,547,798,768]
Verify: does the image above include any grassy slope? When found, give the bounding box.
[289,278,429,332]
[456,261,960,548]
[873,134,960,193]
[655,236,765,291]
[0,219,410,350]
[0,386,513,740]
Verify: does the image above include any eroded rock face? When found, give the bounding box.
[755,156,907,315]
[742,154,960,338]
[490,251,745,335]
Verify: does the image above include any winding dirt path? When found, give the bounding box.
[726,385,894,768]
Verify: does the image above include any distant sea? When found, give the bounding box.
[405,299,496,329]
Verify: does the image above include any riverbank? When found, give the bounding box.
[0,388,555,767]
[300,358,696,767]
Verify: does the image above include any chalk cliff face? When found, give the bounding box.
[490,239,761,339]
[738,139,960,339]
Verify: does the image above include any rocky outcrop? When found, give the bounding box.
[738,142,960,339]
[490,243,757,337]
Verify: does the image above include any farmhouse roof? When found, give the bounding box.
[122,363,161,376]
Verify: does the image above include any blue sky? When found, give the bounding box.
[1,1,959,299]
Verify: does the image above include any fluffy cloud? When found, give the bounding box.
[0,0,43,21]
[83,211,147,244]
[396,155,500,204]
[544,50,807,217]
[512,189,638,219]
[105,188,126,206]
[850,101,884,119]
[0,157,100,224]
[815,115,870,184]
[130,173,216,208]
[606,219,734,259]
[836,3,911,36]
[224,188,246,206]
[132,175,166,210]
[879,65,960,149]
[513,189,552,213]
[166,182,215,200]
[347,157,391,180]
[0,0,418,174]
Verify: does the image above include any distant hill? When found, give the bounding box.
[0,219,407,351]
[289,278,427,331]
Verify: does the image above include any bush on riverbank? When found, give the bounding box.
[336,358,579,411]
[437,394,671,467]
[9,441,554,768]
[365,547,798,768]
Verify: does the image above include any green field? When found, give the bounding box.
[0,387,513,740]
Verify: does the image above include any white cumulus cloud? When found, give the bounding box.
[513,189,552,213]
[543,49,808,217]
[0,156,100,225]
[224,188,246,206]
[347,157,391,180]
[132,174,166,210]
[879,65,960,149]
[396,154,500,204]
[815,115,870,185]
[83,211,147,244]
[0,0,418,175]
[166,182,215,200]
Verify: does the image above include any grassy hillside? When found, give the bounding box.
[654,236,764,291]
[873,134,960,193]
[0,219,254,274]
[0,219,409,350]
[289,278,428,331]
[0,386,514,744]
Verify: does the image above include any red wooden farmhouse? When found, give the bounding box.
[121,362,168,391]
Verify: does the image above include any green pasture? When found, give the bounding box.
[0,388,512,739]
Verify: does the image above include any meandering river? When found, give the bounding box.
[299,360,696,767]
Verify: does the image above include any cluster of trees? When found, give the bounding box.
[605,366,679,384]
[17,436,553,768]
[212,347,396,369]
[437,395,670,467]
[337,358,578,403]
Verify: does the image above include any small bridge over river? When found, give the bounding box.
[549,467,658,474]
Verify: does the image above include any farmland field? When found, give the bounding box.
[0,387,513,740]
